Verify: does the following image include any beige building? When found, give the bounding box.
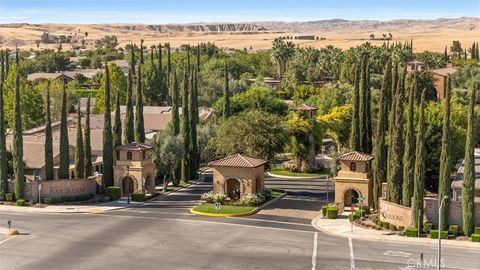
[113,142,156,195]
[451,150,480,203]
[209,154,266,199]
[334,151,374,209]
[432,66,457,100]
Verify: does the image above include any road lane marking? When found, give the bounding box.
[383,250,412,258]
[349,237,355,269]
[228,217,312,227]
[0,236,16,245]
[124,210,194,216]
[311,232,318,270]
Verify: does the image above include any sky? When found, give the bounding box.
[0,0,479,24]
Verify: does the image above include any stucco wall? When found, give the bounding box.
[423,197,480,228]
[378,198,414,228]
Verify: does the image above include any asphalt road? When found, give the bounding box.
[0,178,478,270]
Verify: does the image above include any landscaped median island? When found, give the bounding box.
[191,188,285,217]
[268,166,328,178]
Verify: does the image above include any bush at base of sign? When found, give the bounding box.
[471,234,480,242]
[382,221,390,229]
[131,193,145,202]
[423,222,434,234]
[5,193,14,201]
[430,230,448,239]
[42,193,94,204]
[348,212,360,222]
[321,205,328,216]
[16,199,25,206]
[405,227,418,237]
[448,225,459,236]
[474,227,480,234]
[326,206,339,219]
[105,186,121,201]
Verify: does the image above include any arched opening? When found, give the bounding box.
[127,151,133,160]
[224,178,241,200]
[122,176,135,195]
[349,162,357,172]
[343,189,360,207]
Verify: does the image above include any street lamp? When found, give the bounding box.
[438,195,449,270]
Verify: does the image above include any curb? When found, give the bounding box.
[311,215,480,250]
[190,192,287,218]
[266,172,327,179]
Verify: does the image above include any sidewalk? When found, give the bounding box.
[311,212,480,250]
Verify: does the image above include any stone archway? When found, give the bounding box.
[224,178,241,200]
[122,176,135,195]
[343,188,361,207]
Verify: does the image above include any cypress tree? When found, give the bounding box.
[350,63,361,151]
[402,74,417,207]
[464,49,467,60]
[438,75,452,230]
[358,54,370,152]
[444,46,448,63]
[84,96,92,178]
[373,59,391,209]
[5,49,9,79]
[196,44,200,72]
[462,84,476,237]
[158,43,162,70]
[171,70,180,136]
[223,62,231,119]
[124,71,134,143]
[364,55,372,153]
[167,43,171,76]
[130,43,135,77]
[388,63,399,131]
[150,46,154,63]
[113,86,122,156]
[189,69,199,179]
[44,86,54,180]
[140,39,144,64]
[0,51,4,83]
[387,66,406,204]
[476,42,479,60]
[13,74,24,199]
[181,69,190,182]
[74,100,85,179]
[413,89,427,231]
[103,63,114,187]
[58,81,70,180]
[0,82,7,199]
[472,42,476,60]
[135,64,145,143]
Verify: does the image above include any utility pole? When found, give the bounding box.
[438,195,448,270]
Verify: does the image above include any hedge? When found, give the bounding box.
[348,213,360,222]
[42,194,94,204]
[430,230,448,239]
[448,225,459,236]
[398,226,405,231]
[131,193,145,202]
[471,234,480,242]
[5,193,14,201]
[388,224,397,231]
[43,197,53,204]
[16,199,25,206]
[423,222,433,234]
[372,216,379,224]
[326,206,338,219]
[321,205,328,217]
[475,227,480,235]
[106,186,121,201]
[382,221,390,229]
[355,209,367,217]
[405,227,418,237]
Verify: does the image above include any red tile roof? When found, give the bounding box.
[337,151,374,162]
[116,142,152,151]
[293,104,317,111]
[432,67,457,77]
[208,154,267,168]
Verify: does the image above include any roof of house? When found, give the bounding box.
[432,67,457,77]
[406,60,425,65]
[293,104,318,111]
[208,154,267,168]
[116,142,152,151]
[27,72,73,81]
[451,150,480,190]
[337,151,374,162]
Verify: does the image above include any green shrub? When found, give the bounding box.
[106,186,121,201]
[372,216,379,224]
[355,209,367,217]
[43,197,53,204]
[405,227,418,237]
[5,193,14,201]
[131,193,145,202]
[398,226,405,231]
[348,213,360,222]
[326,206,339,219]
[321,205,328,217]
[382,222,390,229]
[423,222,433,234]
[430,230,448,239]
[201,191,228,204]
[448,225,459,235]
[471,234,480,242]
[389,224,397,231]
[16,199,25,206]
[475,227,480,235]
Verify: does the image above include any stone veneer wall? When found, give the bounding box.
[378,198,414,228]
[423,197,480,228]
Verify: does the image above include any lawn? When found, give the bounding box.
[269,166,328,177]
[192,203,255,214]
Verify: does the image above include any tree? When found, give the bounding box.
[135,64,145,143]
[44,86,54,180]
[151,132,185,187]
[0,82,7,199]
[58,81,70,180]
[223,62,231,119]
[103,63,114,188]
[358,54,372,153]
[74,100,85,179]
[93,63,126,114]
[316,105,352,150]
[123,72,134,143]
[214,110,288,161]
[402,74,417,207]
[130,43,136,77]
[141,60,162,105]
[372,59,391,209]
[84,96,92,178]
[350,63,361,151]
[189,69,199,179]
[94,35,118,51]
[171,70,180,136]
[271,37,295,79]
[438,76,452,230]
[288,111,321,171]
[180,69,190,182]
[140,39,144,64]
[387,66,406,204]
[462,85,476,237]
[113,84,122,158]
[13,74,24,199]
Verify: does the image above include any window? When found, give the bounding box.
[142,151,146,160]
[127,151,132,160]
[116,151,120,159]
[349,162,356,172]
[456,190,462,202]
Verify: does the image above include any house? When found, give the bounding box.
[451,149,480,203]
[405,60,425,72]
[27,69,102,82]
[432,66,457,100]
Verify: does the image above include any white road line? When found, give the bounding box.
[0,236,16,245]
[311,232,318,270]
[125,210,194,216]
[228,217,312,227]
[349,237,355,270]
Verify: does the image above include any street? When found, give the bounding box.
[0,178,479,270]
